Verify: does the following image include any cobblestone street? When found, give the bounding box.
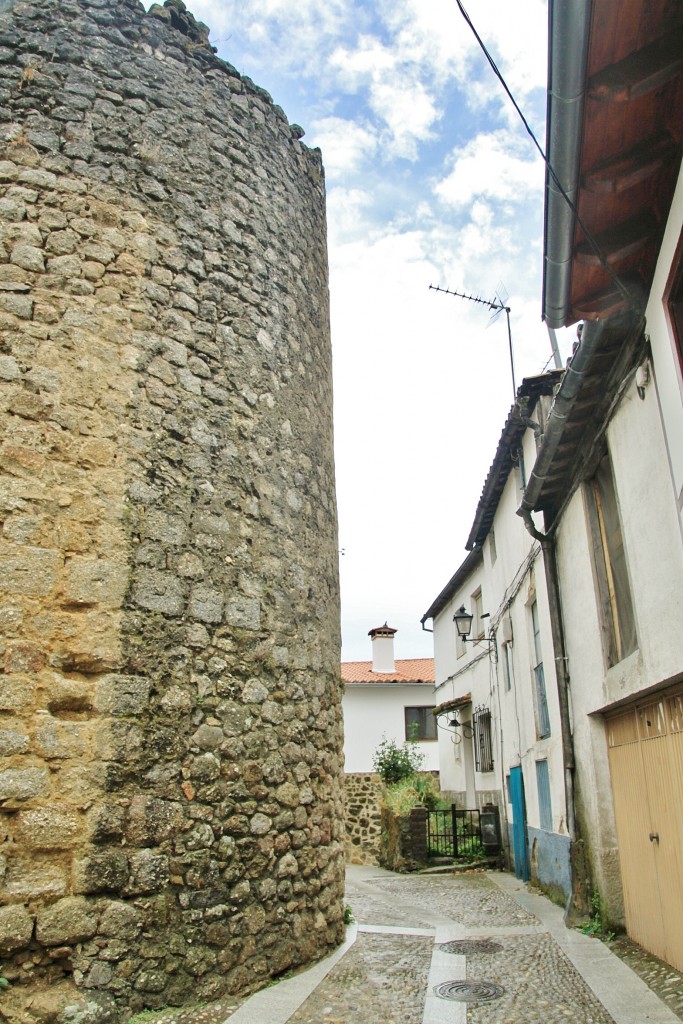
[154,865,682,1024]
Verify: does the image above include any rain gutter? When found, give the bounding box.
[518,317,604,521]
[543,0,593,328]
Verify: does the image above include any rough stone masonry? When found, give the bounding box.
[0,0,344,1019]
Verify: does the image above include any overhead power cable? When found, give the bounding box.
[454,0,635,312]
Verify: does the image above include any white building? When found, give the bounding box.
[527,0,683,969]
[422,372,571,900]
[422,5,683,971]
[342,624,438,773]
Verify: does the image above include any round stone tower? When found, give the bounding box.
[0,0,344,1019]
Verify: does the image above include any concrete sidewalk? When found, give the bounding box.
[225,865,680,1024]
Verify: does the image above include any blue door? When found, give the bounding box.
[509,766,530,881]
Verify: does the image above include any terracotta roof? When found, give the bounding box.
[341,658,435,685]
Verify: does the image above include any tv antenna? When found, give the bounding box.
[429,282,516,397]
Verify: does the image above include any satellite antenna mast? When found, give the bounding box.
[429,282,516,397]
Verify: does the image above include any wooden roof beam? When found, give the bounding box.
[575,211,657,266]
[582,133,679,194]
[571,273,645,322]
[588,31,683,103]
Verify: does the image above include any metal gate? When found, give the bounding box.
[427,806,481,858]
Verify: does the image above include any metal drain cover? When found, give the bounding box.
[439,939,503,955]
[434,980,505,1002]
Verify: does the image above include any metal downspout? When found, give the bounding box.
[520,507,587,919]
[543,0,593,328]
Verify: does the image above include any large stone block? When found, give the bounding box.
[35,897,97,946]
[0,767,49,803]
[125,850,170,895]
[0,904,33,954]
[125,795,184,846]
[0,727,29,755]
[19,807,81,849]
[132,569,185,615]
[64,558,129,609]
[0,545,60,597]
[94,675,151,716]
[224,596,260,630]
[74,850,130,894]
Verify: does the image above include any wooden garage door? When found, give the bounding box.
[606,689,683,971]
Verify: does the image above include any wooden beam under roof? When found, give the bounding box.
[571,273,646,323]
[582,133,679,194]
[588,31,683,102]
[575,210,658,266]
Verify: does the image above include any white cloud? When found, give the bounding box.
[435,131,543,209]
[309,117,379,179]
[329,37,441,159]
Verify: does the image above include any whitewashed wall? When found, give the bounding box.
[555,176,683,916]
[644,162,683,529]
[432,423,568,850]
[342,684,439,773]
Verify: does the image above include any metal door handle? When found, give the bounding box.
[649,832,660,843]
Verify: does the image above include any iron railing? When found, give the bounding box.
[473,705,494,772]
[427,807,481,858]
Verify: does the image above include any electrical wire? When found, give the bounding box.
[454,0,636,312]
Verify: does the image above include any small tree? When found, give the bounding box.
[372,735,425,784]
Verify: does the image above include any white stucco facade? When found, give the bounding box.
[427,378,572,897]
[342,683,439,773]
[551,162,683,922]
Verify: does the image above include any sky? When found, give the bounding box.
[159,0,574,662]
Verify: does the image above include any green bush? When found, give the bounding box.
[383,773,445,815]
[372,736,425,784]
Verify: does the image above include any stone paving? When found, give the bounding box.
[465,932,614,1024]
[288,931,433,1024]
[133,866,681,1024]
[608,935,683,1022]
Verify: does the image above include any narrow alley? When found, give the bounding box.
[219,866,682,1024]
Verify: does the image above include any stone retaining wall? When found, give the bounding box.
[344,773,383,865]
[0,1,343,1020]
[379,807,428,872]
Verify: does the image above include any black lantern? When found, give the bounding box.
[453,605,474,640]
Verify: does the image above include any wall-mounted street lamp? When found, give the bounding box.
[444,710,473,738]
[453,606,495,651]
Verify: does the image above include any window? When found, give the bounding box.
[535,760,552,831]
[531,601,551,738]
[587,452,637,665]
[404,706,437,741]
[472,588,484,639]
[472,705,494,772]
[489,529,497,565]
[502,642,513,691]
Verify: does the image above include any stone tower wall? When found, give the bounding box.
[0,0,344,1018]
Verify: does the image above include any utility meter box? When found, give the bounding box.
[480,803,501,855]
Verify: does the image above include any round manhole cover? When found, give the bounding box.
[434,980,505,1002]
[439,939,503,955]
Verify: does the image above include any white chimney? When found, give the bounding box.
[369,623,397,673]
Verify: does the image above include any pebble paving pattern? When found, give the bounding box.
[608,936,683,1022]
[367,871,537,927]
[288,932,433,1024]
[463,933,615,1024]
[344,880,434,929]
[134,870,681,1024]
